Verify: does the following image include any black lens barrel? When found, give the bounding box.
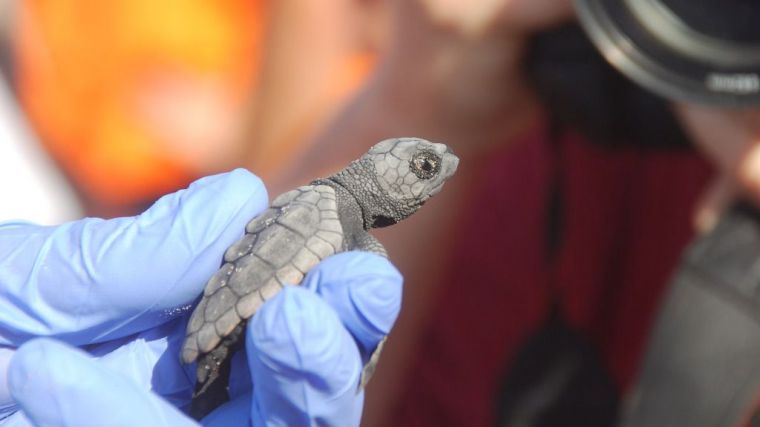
[575,0,760,106]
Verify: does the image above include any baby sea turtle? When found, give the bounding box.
[182,137,459,418]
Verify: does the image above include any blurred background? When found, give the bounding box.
[3,0,760,426]
[0,0,382,221]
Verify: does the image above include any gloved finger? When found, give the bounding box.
[247,286,364,426]
[0,169,268,346]
[0,346,15,420]
[7,338,198,427]
[86,317,196,406]
[301,251,403,361]
[1,318,195,419]
[219,251,403,405]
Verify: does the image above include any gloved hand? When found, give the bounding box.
[0,169,403,426]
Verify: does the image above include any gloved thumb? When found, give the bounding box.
[8,338,197,427]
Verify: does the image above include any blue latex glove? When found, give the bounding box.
[0,169,403,426]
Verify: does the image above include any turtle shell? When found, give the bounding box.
[181,184,344,364]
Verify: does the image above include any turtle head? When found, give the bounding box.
[360,137,459,228]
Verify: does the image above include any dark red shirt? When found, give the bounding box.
[392,125,713,426]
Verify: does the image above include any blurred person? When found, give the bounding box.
[10,1,380,218]
[0,73,82,224]
[0,1,81,224]
[10,1,261,217]
[269,0,760,426]
[241,0,386,179]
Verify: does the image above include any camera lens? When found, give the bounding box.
[661,0,760,44]
[575,0,760,106]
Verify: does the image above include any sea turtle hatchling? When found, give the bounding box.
[182,137,459,417]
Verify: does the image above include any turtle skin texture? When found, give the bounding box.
[182,137,459,419]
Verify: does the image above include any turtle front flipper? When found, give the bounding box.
[360,336,387,389]
[352,231,388,258]
[350,232,389,389]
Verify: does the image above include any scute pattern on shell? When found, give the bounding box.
[180,185,343,364]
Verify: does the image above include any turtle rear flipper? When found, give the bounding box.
[189,324,244,420]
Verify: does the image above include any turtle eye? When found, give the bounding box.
[410,150,441,179]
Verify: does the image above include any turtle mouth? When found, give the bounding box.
[428,182,445,197]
